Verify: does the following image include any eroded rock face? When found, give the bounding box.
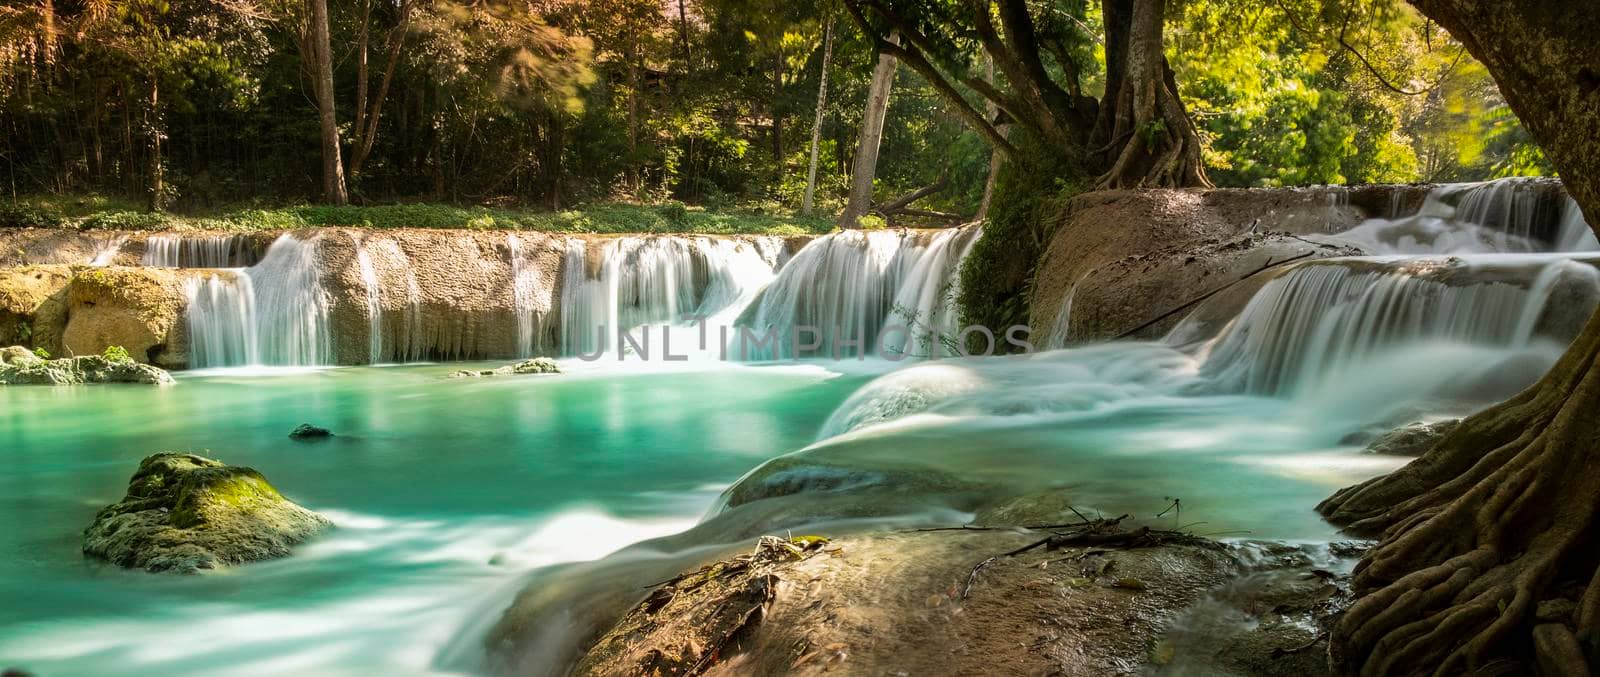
[63,267,190,369]
[0,352,173,385]
[1030,189,1369,345]
[0,265,72,354]
[82,453,331,573]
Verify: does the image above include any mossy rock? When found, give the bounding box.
[0,354,173,385]
[82,453,332,573]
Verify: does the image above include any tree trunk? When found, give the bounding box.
[1318,1,1600,674]
[307,0,348,205]
[350,0,410,182]
[144,78,163,212]
[841,31,897,229]
[801,18,835,215]
[626,48,640,193]
[1094,0,1210,189]
[975,54,1004,222]
[772,49,785,178]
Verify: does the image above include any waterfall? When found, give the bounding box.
[1192,256,1600,397]
[508,235,543,358]
[1336,178,1572,254]
[734,228,978,360]
[88,234,127,266]
[186,273,259,367]
[354,235,384,363]
[185,235,332,367]
[143,235,244,268]
[559,236,779,358]
[1556,199,1599,252]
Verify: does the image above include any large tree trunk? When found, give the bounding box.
[841,31,897,229]
[975,54,1004,222]
[1318,1,1600,674]
[801,18,835,216]
[144,78,163,212]
[1094,0,1210,189]
[307,0,348,205]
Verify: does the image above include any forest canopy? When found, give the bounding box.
[0,0,1551,215]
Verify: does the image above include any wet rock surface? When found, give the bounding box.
[0,350,174,385]
[1350,419,1461,456]
[82,453,331,573]
[447,357,562,378]
[288,423,334,440]
[550,526,1360,677]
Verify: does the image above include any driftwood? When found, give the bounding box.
[874,173,949,216]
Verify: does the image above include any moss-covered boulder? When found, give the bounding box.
[0,353,173,385]
[82,453,332,573]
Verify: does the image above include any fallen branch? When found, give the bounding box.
[874,173,949,215]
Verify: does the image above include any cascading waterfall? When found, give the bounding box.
[143,235,244,268]
[1191,256,1600,398]
[508,235,542,358]
[185,235,332,367]
[1337,178,1572,254]
[354,235,385,364]
[1556,199,1599,252]
[736,228,979,360]
[88,234,127,266]
[560,236,780,358]
[185,272,259,367]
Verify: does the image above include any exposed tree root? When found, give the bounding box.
[954,514,1218,599]
[1318,310,1600,675]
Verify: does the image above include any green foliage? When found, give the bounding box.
[0,203,67,229]
[856,214,887,230]
[959,131,1089,350]
[80,211,172,231]
[102,345,133,363]
[31,347,50,359]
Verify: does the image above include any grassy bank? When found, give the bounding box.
[0,195,838,236]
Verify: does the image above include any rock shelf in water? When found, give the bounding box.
[82,453,331,573]
[0,346,173,385]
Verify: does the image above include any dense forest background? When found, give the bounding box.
[0,0,1552,216]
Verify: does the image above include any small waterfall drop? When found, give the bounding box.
[354,235,384,364]
[736,228,978,360]
[88,234,127,266]
[508,234,543,358]
[1335,178,1573,254]
[1555,199,1599,252]
[559,236,778,358]
[1192,256,1600,397]
[185,235,332,367]
[143,235,244,268]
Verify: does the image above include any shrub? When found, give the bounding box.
[0,203,67,229]
[102,345,133,363]
[80,211,170,230]
[655,201,690,225]
[857,214,888,230]
[31,347,50,359]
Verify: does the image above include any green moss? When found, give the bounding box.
[957,131,1090,350]
[170,467,282,529]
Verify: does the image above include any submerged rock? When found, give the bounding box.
[0,353,173,385]
[288,423,334,440]
[447,357,561,379]
[1360,419,1460,456]
[82,453,331,573]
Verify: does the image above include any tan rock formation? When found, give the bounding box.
[0,265,72,354]
[62,266,190,368]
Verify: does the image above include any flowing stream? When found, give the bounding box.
[5,179,1599,675]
